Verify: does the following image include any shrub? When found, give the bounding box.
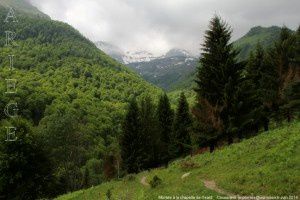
[180,159,199,170]
[106,188,112,200]
[150,175,162,188]
[125,174,136,181]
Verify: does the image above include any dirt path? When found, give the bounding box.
[141,176,150,186]
[202,180,236,197]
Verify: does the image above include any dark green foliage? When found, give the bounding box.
[282,81,300,120]
[139,96,160,168]
[156,93,174,164]
[265,27,299,122]
[172,93,192,156]
[106,188,113,200]
[245,44,277,131]
[120,98,144,173]
[234,26,283,61]
[194,16,243,149]
[121,94,193,172]
[150,175,162,188]
[0,4,162,197]
[280,28,300,120]
[83,167,90,189]
[121,96,164,173]
[38,106,91,192]
[84,159,103,187]
[0,119,56,200]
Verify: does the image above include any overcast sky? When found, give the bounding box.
[27,0,299,56]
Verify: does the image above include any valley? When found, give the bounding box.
[0,1,299,200]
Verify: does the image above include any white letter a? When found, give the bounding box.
[4,7,18,23]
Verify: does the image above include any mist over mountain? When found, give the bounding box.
[0,0,49,18]
[96,43,197,90]
[96,25,284,91]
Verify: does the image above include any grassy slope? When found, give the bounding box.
[56,121,300,199]
[234,26,282,61]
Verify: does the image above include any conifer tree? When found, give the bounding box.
[0,119,55,199]
[120,98,144,173]
[246,44,278,131]
[268,27,298,121]
[281,27,300,121]
[139,96,159,169]
[156,93,174,164]
[172,92,192,157]
[194,16,243,148]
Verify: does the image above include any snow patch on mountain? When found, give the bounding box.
[123,51,158,64]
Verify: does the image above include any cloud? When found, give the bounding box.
[28,0,299,56]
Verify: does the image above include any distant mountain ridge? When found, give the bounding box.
[95,42,197,90]
[172,25,286,91]
[234,26,283,60]
[95,42,159,64]
[128,49,197,91]
[96,26,285,91]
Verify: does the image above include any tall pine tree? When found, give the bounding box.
[120,98,144,173]
[171,92,192,157]
[156,93,174,165]
[194,16,243,149]
[264,27,298,122]
[281,26,300,121]
[246,44,278,131]
[139,96,159,169]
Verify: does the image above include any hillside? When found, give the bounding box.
[234,26,282,60]
[97,26,282,92]
[128,49,197,91]
[0,0,49,18]
[0,2,162,198]
[95,42,198,91]
[56,121,300,199]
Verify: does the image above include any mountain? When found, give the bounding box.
[123,50,157,64]
[127,49,197,91]
[165,48,191,58]
[98,27,283,92]
[0,1,162,198]
[96,42,197,91]
[95,41,158,64]
[234,26,282,60]
[95,41,125,63]
[56,121,300,199]
[0,0,49,18]
[170,26,285,92]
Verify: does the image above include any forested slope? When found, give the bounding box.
[0,4,162,198]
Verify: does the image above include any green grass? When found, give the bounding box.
[56,121,300,200]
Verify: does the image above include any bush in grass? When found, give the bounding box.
[125,174,136,181]
[180,159,199,170]
[150,175,162,188]
[106,188,112,200]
